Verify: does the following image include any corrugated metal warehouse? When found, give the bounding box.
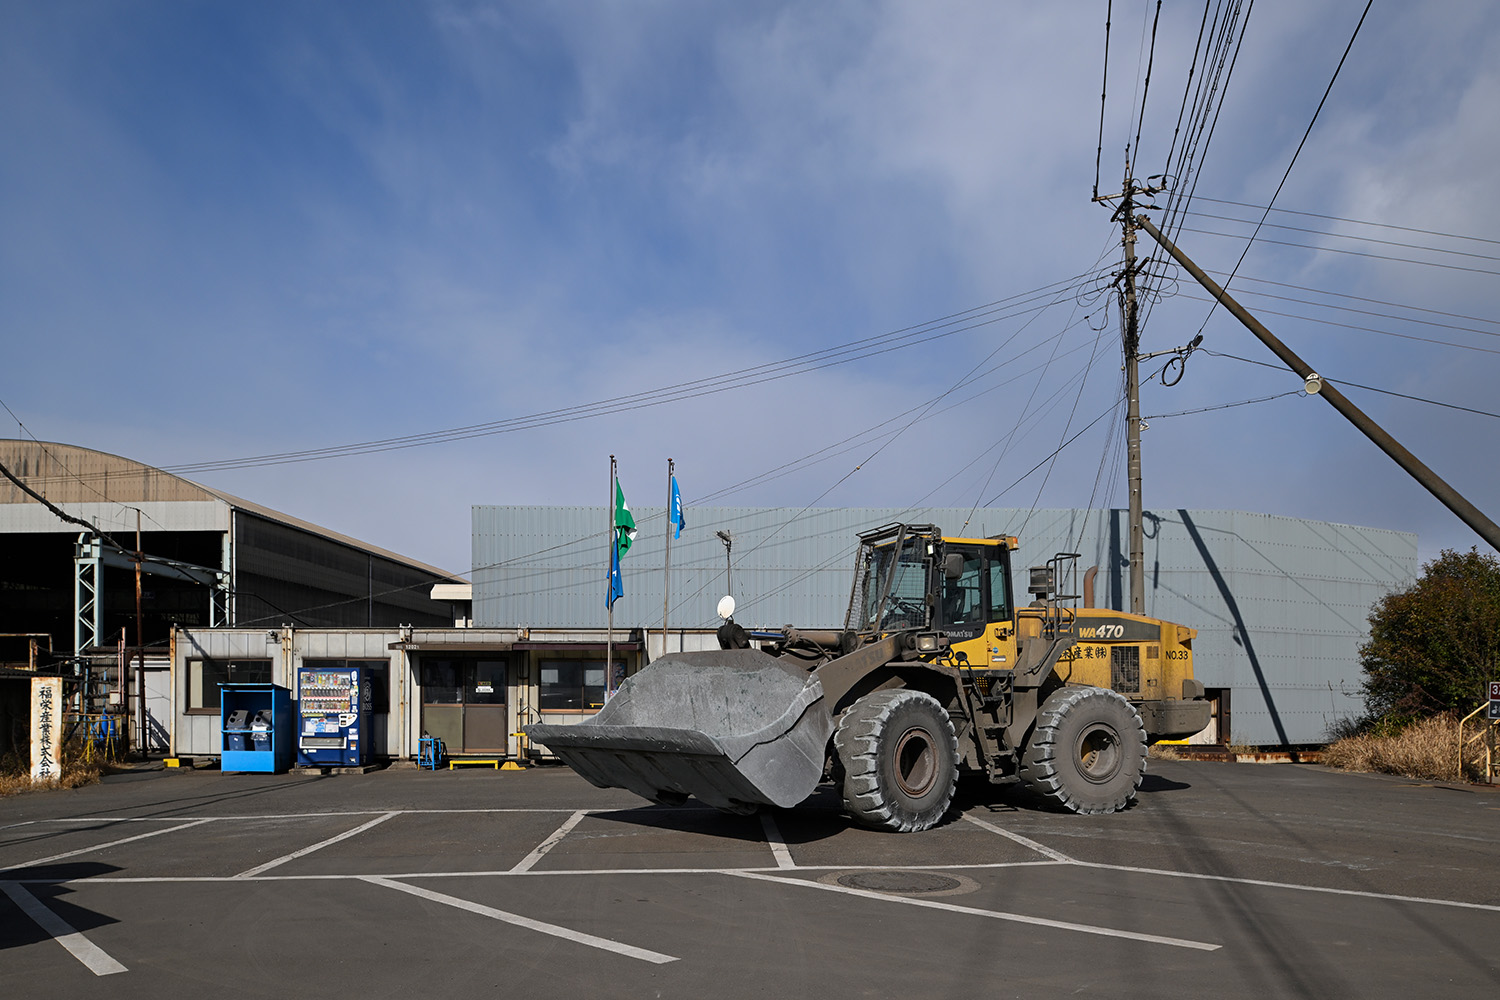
[165,502,1414,762]
[0,440,459,752]
[474,504,1418,746]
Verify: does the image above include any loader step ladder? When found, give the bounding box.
[1038,552,1081,640]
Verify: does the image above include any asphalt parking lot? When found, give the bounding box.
[2,759,1498,999]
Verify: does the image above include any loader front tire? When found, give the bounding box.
[833,689,958,833]
[1018,686,1146,814]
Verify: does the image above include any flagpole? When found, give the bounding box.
[607,454,615,697]
[663,457,673,658]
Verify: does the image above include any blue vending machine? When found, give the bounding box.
[297,665,369,766]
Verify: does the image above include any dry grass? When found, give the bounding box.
[1322,714,1481,783]
[0,741,104,797]
[1148,744,1182,760]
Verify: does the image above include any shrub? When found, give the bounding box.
[0,736,103,797]
[1322,713,1483,783]
[1360,548,1500,723]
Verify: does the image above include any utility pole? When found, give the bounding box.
[1122,185,1145,616]
[1135,213,1500,554]
[1096,169,1164,615]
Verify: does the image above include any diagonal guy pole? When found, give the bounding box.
[1135,212,1500,554]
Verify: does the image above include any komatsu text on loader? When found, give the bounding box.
[526,523,1211,832]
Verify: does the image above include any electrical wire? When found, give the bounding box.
[1188,0,1373,337]
[1200,350,1500,420]
[12,272,1105,486]
[1172,228,1500,278]
[1094,0,1113,198]
[0,397,169,531]
[1191,196,1500,248]
[1144,390,1304,419]
[1132,1,1164,164]
[1175,292,1500,355]
[1208,282,1500,340]
[1159,1,1214,187]
[1224,272,1500,329]
[1182,210,1500,264]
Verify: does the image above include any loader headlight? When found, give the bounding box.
[915,633,942,652]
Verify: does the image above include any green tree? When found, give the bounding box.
[1360,547,1500,722]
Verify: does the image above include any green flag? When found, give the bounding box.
[615,479,636,557]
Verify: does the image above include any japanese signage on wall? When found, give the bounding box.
[30,676,64,783]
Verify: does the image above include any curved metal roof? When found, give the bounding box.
[0,439,456,578]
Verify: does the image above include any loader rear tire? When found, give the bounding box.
[833,689,958,833]
[1018,686,1146,814]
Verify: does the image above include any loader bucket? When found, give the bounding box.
[523,649,833,813]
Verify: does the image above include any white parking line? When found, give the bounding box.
[726,870,1222,951]
[1,819,216,873]
[235,812,399,878]
[962,814,1076,863]
[1073,859,1500,913]
[758,813,795,869]
[1,881,127,976]
[362,876,678,964]
[510,809,589,873]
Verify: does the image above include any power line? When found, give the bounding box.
[984,403,1120,506]
[1174,226,1500,278]
[1189,0,1373,337]
[1131,1,1164,164]
[1161,1,1254,242]
[1094,0,1113,198]
[124,272,1109,477]
[1144,390,1304,419]
[1182,209,1500,264]
[1192,195,1500,248]
[1177,292,1500,355]
[1221,271,1500,329]
[1160,1,1214,186]
[1201,349,1500,419]
[1206,285,1500,340]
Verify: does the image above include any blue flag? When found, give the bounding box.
[607,539,624,609]
[670,476,686,539]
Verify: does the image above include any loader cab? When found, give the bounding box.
[848,524,1018,670]
[935,536,1018,672]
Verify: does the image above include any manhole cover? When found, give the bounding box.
[832,870,969,895]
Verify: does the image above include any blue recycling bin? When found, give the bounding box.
[224,710,252,752]
[250,710,274,751]
[221,685,294,773]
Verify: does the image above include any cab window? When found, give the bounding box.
[988,556,1012,621]
[941,550,985,629]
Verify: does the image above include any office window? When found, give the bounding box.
[538,659,607,712]
[187,659,271,713]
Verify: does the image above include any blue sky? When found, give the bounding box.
[3,1,1498,577]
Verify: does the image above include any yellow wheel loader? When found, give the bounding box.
[526,523,1210,832]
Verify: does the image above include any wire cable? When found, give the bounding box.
[1191,195,1500,248]
[1188,0,1373,337]
[1094,0,1113,198]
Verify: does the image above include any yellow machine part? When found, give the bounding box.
[952,607,1197,703]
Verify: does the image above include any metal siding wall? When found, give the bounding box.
[174,628,404,757]
[235,514,450,628]
[474,505,1416,745]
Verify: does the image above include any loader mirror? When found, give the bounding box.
[944,553,965,580]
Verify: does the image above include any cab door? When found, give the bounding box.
[940,544,1018,672]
